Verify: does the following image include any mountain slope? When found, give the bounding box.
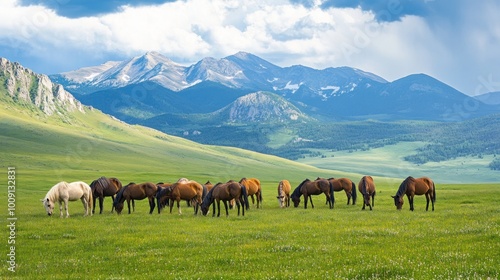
[1,58,334,183]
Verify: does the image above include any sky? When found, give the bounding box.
[1,0,499,96]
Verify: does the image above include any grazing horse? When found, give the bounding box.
[318,177,357,205]
[392,176,436,211]
[167,180,204,215]
[113,182,157,214]
[358,176,376,210]
[239,178,262,209]
[42,181,93,217]
[155,182,173,213]
[291,178,334,209]
[89,177,123,214]
[276,180,291,208]
[201,181,249,217]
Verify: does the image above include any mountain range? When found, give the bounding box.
[51,51,499,123]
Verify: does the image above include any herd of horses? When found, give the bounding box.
[42,175,436,217]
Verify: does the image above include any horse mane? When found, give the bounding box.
[201,184,217,209]
[396,176,414,197]
[291,179,309,198]
[45,181,67,202]
[113,184,129,206]
[361,177,367,195]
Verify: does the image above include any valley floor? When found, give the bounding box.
[297,142,500,183]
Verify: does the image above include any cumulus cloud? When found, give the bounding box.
[0,0,499,95]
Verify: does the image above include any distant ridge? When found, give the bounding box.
[0,57,84,115]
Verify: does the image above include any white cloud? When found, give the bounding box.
[0,0,499,95]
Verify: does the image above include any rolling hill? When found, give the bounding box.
[0,57,346,186]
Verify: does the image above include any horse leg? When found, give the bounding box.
[81,197,88,216]
[217,200,221,217]
[310,196,315,209]
[99,196,104,214]
[223,201,229,217]
[240,197,245,216]
[126,199,131,214]
[92,195,97,215]
[132,199,135,212]
[149,197,155,214]
[212,201,216,217]
[177,199,182,215]
[64,199,70,218]
[169,199,174,214]
[409,195,414,211]
[111,195,115,213]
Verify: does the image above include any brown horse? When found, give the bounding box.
[291,178,334,209]
[239,177,262,209]
[113,182,158,214]
[167,180,204,215]
[276,180,291,208]
[89,177,123,214]
[392,176,436,211]
[358,176,375,210]
[204,180,214,192]
[318,177,357,205]
[201,181,249,217]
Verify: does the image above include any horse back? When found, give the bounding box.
[358,176,375,193]
[413,177,434,195]
[66,181,91,201]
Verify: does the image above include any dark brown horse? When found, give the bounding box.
[291,178,334,209]
[89,177,123,214]
[276,179,291,208]
[201,181,249,217]
[155,182,173,213]
[239,177,262,209]
[318,177,357,205]
[358,176,375,210]
[166,180,204,215]
[113,182,158,214]
[392,176,436,211]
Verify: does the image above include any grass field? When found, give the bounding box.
[2,179,500,279]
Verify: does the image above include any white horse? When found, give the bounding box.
[42,181,93,217]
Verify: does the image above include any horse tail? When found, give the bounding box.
[329,181,335,207]
[351,181,357,205]
[87,186,93,216]
[432,182,436,203]
[241,184,250,210]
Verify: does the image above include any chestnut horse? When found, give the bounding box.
[291,178,334,209]
[239,177,262,209]
[201,181,249,217]
[167,180,204,215]
[113,182,157,214]
[392,176,436,211]
[90,176,123,214]
[358,176,375,210]
[318,177,357,205]
[276,180,291,208]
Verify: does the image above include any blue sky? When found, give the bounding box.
[1,0,499,96]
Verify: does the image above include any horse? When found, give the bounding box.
[89,176,123,214]
[276,180,291,208]
[204,180,214,192]
[42,181,93,218]
[201,181,249,217]
[155,182,173,213]
[113,182,157,214]
[358,176,376,210]
[291,178,334,209]
[239,177,262,209]
[166,180,204,215]
[392,176,436,211]
[318,177,357,205]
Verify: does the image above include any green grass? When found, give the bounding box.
[2,181,500,279]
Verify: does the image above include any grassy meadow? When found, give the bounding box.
[1,101,499,279]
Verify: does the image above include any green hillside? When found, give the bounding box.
[0,95,346,188]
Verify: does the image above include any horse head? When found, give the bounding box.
[41,198,53,216]
[391,195,404,210]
